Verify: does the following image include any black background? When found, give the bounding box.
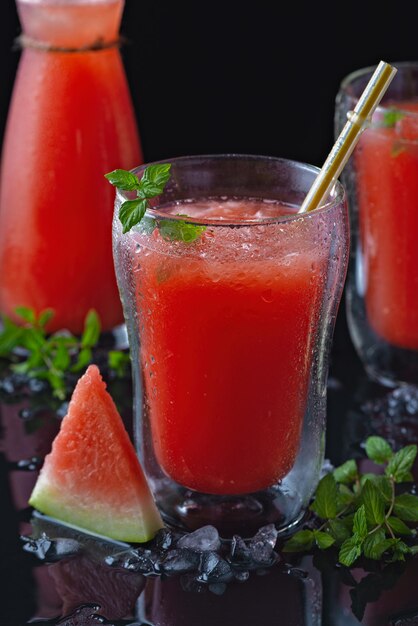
[2,1,418,165]
[1,0,418,364]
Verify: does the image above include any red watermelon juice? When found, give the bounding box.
[0,0,141,334]
[355,101,418,349]
[130,198,331,495]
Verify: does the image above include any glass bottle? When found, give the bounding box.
[0,0,142,334]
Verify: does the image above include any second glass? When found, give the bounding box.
[113,155,349,536]
[336,62,418,386]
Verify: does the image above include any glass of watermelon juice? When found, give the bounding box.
[336,62,418,386]
[113,155,349,536]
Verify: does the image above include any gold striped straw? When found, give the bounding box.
[298,60,397,214]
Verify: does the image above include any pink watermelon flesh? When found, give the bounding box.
[29,364,163,542]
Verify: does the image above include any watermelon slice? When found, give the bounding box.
[29,365,163,543]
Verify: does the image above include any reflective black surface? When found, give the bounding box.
[2,315,418,626]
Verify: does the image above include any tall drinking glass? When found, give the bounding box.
[336,62,418,387]
[113,155,349,536]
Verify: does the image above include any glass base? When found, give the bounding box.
[357,340,418,389]
[153,480,306,539]
[347,294,418,388]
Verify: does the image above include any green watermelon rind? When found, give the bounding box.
[29,482,161,544]
[31,511,132,547]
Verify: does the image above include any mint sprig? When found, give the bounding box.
[159,216,207,243]
[0,307,130,399]
[283,436,418,567]
[105,165,206,242]
[105,164,171,234]
[381,109,404,128]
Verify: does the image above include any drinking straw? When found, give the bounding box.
[298,60,397,214]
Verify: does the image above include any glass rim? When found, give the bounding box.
[339,61,418,118]
[116,154,345,228]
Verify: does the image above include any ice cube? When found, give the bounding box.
[153,527,176,551]
[180,574,206,594]
[233,569,250,582]
[248,524,279,567]
[160,548,200,575]
[250,524,278,549]
[21,533,81,562]
[228,535,252,568]
[105,549,158,575]
[197,552,234,584]
[177,525,221,552]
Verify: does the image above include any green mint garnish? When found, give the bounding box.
[159,215,207,243]
[0,307,129,399]
[378,110,406,156]
[105,164,171,234]
[105,165,206,241]
[382,109,404,128]
[283,436,418,568]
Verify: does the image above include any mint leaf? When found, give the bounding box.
[334,459,358,484]
[337,483,356,508]
[159,219,207,243]
[139,163,172,198]
[81,310,101,349]
[106,164,206,242]
[0,316,25,356]
[362,480,385,525]
[119,199,147,234]
[52,340,71,371]
[106,164,172,234]
[363,529,386,560]
[386,445,417,482]
[0,306,106,399]
[386,516,412,536]
[329,519,351,545]
[310,473,339,519]
[46,370,66,400]
[21,327,45,352]
[71,347,92,373]
[393,493,418,522]
[275,440,418,567]
[339,536,362,567]
[365,436,393,464]
[382,109,404,128]
[282,530,314,553]
[390,539,411,562]
[353,505,368,541]
[15,306,36,324]
[313,530,335,550]
[38,309,54,329]
[361,475,393,503]
[108,350,131,377]
[104,169,140,191]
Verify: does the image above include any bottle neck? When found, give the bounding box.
[16,0,124,50]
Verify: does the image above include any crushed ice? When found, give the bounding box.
[22,523,283,595]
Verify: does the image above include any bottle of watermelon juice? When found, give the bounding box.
[0,0,142,335]
[336,62,418,386]
[113,155,349,536]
